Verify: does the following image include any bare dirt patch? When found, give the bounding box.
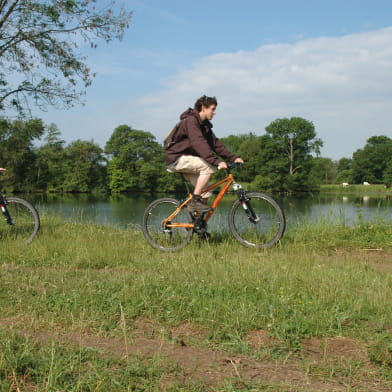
[169,321,210,345]
[245,329,280,351]
[330,248,392,274]
[302,336,369,363]
[1,318,391,391]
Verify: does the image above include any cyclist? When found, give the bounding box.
[166,95,243,212]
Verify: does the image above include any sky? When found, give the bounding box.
[35,0,392,160]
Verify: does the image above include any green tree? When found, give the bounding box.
[35,124,66,191]
[220,133,257,155]
[383,160,392,186]
[335,157,353,184]
[221,133,262,182]
[309,157,337,185]
[352,136,392,184]
[0,118,45,191]
[62,139,107,192]
[337,157,352,172]
[105,125,164,193]
[0,0,132,114]
[260,117,323,192]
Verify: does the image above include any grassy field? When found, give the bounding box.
[321,184,392,193]
[1,213,392,391]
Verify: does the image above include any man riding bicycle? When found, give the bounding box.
[165,95,244,213]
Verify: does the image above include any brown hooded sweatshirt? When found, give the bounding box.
[165,108,238,167]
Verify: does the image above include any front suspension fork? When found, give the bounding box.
[234,186,260,224]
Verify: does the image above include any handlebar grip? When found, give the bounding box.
[228,162,243,169]
[225,162,243,173]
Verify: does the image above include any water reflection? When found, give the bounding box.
[282,193,392,227]
[32,191,392,231]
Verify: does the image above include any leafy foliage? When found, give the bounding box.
[309,157,337,185]
[104,125,167,193]
[223,118,324,192]
[0,0,132,114]
[62,139,107,192]
[352,135,392,184]
[0,117,45,191]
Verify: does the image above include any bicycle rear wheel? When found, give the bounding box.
[1,197,40,244]
[228,192,285,248]
[142,197,192,252]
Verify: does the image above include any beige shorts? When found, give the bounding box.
[167,155,216,198]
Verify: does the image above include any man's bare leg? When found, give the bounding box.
[184,173,212,213]
[193,173,211,196]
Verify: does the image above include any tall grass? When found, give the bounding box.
[321,184,392,193]
[1,212,392,389]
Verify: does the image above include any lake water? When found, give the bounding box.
[31,192,392,232]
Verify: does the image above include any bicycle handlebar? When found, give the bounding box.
[226,162,243,173]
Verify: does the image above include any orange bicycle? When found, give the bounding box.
[142,163,285,251]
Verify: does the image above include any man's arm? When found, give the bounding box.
[210,133,244,163]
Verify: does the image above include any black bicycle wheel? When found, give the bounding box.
[1,197,40,244]
[142,197,193,252]
[228,192,285,248]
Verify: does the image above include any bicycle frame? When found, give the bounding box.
[163,172,236,229]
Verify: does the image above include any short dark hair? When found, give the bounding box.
[194,95,218,112]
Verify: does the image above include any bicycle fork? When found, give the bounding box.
[233,184,260,224]
[0,203,14,225]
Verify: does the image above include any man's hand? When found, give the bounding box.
[0,168,6,172]
[234,158,244,164]
[218,161,227,170]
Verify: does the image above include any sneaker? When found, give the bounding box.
[187,199,211,213]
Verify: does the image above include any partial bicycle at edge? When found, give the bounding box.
[0,169,40,244]
[142,163,286,252]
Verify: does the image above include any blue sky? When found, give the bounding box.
[37,0,392,159]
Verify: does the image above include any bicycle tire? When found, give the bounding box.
[1,197,40,244]
[142,197,193,252]
[228,192,285,248]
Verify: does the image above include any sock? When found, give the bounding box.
[192,194,202,201]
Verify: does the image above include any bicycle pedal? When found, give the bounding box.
[191,211,209,218]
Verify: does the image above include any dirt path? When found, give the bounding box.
[2,318,391,391]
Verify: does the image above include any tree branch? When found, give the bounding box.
[0,0,132,115]
[0,0,19,30]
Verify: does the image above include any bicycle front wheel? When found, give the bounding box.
[228,192,285,248]
[1,197,40,244]
[142,197,193,252]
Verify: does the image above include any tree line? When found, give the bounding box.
[1,116,391,194]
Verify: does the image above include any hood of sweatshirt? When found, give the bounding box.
[179,108,213,129]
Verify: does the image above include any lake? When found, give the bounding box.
[31,192,392,232]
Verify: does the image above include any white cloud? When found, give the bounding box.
[119,26,392,159]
